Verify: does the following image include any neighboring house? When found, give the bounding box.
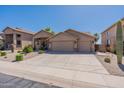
[2,27,34,50]
[101,18,124,51]
[48,29,96,52]
[33,30,54,50]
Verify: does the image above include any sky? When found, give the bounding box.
[0,5,124,43]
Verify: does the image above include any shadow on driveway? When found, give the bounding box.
[118,64,124,72]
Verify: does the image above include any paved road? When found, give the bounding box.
[0,73,60,88]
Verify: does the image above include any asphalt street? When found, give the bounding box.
[0,73,60,88]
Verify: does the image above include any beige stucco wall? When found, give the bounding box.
[33,31,53,39]
[4,28,33,49]
[65,30,95,41]
[49,32,77,42]
[49,31,95,52]
[65,30,95,52]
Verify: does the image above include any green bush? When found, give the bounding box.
[104,57,111,63]
[1,52,7,56]
[38,50,45,54]
[23,45,33,53]
[16,54,23,61]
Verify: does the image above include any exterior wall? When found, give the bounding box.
[49,32,77,42]
[21,33,33,48]
[101,25,117,50]
[101,20,124,51]
[49,31,95,52]
[4,28,33,49]
[33,31,53,38]
[65,30,95,52]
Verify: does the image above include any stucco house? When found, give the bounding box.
[2,27,34,50]
[48,29,96,52]
[2,27,96,53]
[101,18,124,52]
[33,30,54,50]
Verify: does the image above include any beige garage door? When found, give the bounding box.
[79,41,91,52]
[52,41,74,51]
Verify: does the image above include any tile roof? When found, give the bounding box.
[3,27,35,35]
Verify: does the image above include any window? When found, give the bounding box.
[106,39,110,46]
[106,32,110,37]
[16,34,21,38]
[17,40,21,46]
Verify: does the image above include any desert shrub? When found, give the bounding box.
[1,52,7,56]
[110,48,116,54]
[104,57,111,63]
[38,50,45,54]
[40,47,45,50]
[16,54,23,61]
[23,45,33,53]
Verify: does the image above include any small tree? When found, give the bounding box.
[44,27,55,34]
[116,21,123,64]
[94,33,99,44]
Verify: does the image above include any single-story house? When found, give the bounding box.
[48,29,96,52]
[101,18,124,52]
[2,27,34,50]
[33,30,54,50]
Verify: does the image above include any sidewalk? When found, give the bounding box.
[0,60,124,87]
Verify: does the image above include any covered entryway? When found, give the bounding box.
[33,30,54,50]
[51,41,74,52]
[34,38,47,50]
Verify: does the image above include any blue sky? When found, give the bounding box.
[0,5,124,43]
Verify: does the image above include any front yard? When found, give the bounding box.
[0,50,39,62]
[0,45,46,62]
[96,52,124,76]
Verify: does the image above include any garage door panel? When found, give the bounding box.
[79,41,91,52]
[52,41,74,51]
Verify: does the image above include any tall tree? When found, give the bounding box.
[116,21,123,64]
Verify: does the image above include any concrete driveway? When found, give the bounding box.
[22,53,109,75]
[1,53,124,87]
